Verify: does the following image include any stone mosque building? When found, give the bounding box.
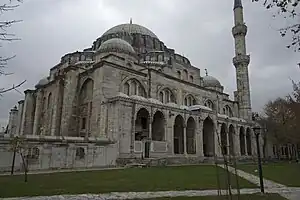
[0,0,262,171]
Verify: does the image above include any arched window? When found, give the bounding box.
[78,78,94,137]
[159,88,176,104]
[159,92,164,102]
[124,82,130,95]
[183,69,188,80]
[124,79,146,97]
[224,105,233,117]
[177,71,181,79]
[184,95,196,106]
[190,75,194,83]
[204,100,214,110]
[47,93,52,109]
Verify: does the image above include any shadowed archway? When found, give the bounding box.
[246,128,252,155]
[135,108,150,141]
[186,117,196,154]
[203,117,214,157]
[174,115,184,154]
[152,111,165,141]
[228,125,235,156]
[240,127,246,156]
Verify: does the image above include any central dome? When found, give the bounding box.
[102,23,158,39]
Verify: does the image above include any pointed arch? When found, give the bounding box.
[224,105,233,117]
[152,111,165,141]
[184,94,196,106]
[186,117,196,154]
[220,123,228,155]
[158,87,176,103]
[135,108,150,141]
[174,115,184,154]
[228,124,235,156]
[78,78,94,137]
[239,126,246,155]
[124,78,146,97]
[204,100,214,110]
[246,127,252,155]
[203,117,214,157]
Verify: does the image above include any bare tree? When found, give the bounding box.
[252,0,300,54]
[9,136,29,182]
[0,0,26,95]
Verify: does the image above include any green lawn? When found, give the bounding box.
[238,163,300,187]
[0,165,257,198]
[134,193,285,199]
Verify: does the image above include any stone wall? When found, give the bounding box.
[0,142,118,172]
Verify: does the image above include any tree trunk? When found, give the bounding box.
[20,153,28,182]
[11,149,16,175]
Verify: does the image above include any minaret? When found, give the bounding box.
[232,0,252,120]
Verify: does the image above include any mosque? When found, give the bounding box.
[0,0,264,171]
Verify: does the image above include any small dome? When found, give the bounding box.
[35,77,49,88]
[203,75,221,87]
[102,23,158,39]
[98,38,135,55]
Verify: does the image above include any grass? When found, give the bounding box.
[133,193,285,199]
[238,162,300,187]
[0,165,257,198]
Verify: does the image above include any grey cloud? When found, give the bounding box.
[0,0,298,126]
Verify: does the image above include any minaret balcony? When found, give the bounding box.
[232,24,247,37]
[233,55,250,66]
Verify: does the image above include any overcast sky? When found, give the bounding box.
[0,0,299,128]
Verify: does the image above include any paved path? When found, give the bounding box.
[218,164,299,200]
[1,188,300,200]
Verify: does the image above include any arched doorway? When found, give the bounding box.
[240,127,246,156]
[203,117,214,157]
[186,117,196,154]
[135,108,150,141]
[174,115,184,154]
[246,128,252,155]
[220,123,228,155]
[228,125,235,156]
[135,108,150,158]
[152,111,165,141]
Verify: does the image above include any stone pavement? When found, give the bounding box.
[218,164,300,200]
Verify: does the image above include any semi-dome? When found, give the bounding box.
[102,23,158,39]
[35,77,49,88]
[98,38,135,55]
[203,75,222,87]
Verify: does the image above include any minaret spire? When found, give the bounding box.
[234,0,242,9]
[232,0,252,120]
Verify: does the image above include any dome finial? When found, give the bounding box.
[205,69,208,76]
[130,18,132,24]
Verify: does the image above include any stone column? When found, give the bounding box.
[16,100,24,135]
[214,123,222,157]
[234,125,241,156]
[60,71,78,136]
[21,89,36,135]
[32,89,43,135]
[183,124,187,155]
[7,106,18,136]
[196,118,204,156]
[244,133,248,156]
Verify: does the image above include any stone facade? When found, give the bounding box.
[0,0,264,172]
